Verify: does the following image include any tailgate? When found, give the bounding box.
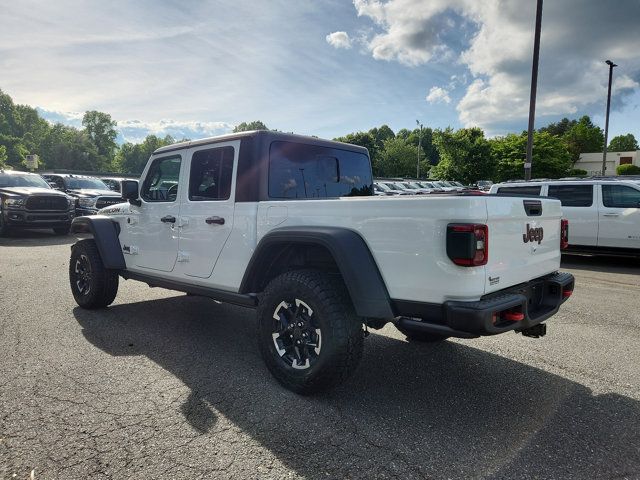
[484,196,562,294]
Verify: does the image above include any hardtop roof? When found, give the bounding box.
[152,130,370,156]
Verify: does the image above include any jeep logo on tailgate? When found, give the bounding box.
[523,224,543,244]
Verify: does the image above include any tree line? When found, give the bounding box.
[1,88,638,182]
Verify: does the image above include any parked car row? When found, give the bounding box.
[374,179,471,196]
[0,170,132,237]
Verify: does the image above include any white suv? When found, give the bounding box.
[490,179,640,254]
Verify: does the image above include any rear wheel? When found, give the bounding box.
[257,270,364,394]
[69,239,119,309]
[395,322,449,343]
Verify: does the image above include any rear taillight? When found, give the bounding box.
[446,223,488,267]
[560,219,569,250]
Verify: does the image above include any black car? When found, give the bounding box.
[0,170,75,236]
[43,174,123,216]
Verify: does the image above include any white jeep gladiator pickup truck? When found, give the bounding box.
[68,131,574,393]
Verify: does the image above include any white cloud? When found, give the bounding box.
[37,108,233,144]
[349,0,640,133]
[326,31,352,49]
[426,86,451,104]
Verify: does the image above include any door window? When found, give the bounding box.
[496,186,541,196]
[547,185,593,207]
[602,185,640,208]
[140,155,182,202]
[188,146,234,201]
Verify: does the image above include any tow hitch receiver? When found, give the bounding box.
[518,323,547,338]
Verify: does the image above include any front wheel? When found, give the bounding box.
[69,239,119,309]
[0,214,11,237]
[257,270,364,394]
[53,225,71,235]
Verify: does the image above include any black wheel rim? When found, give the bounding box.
[271,299,322,370]
[74,254,92,295]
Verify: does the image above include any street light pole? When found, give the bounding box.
[602,59,617,176]
[416,120,423,179]
[525,0,543,181]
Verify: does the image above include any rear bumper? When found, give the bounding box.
[393,272,575,338]
[2,209,75,228]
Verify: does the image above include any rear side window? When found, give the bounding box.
[496,186,541,196]
[547,185,593,207]
[268,141,373,199]
[189,146,234,201]
[602,185,640,208]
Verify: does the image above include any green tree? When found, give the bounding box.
[490,131,572,182]
[376,136,427,178]
[0,145,7,168]
[82,110,118,169]
[608,133,639,152]
[538,117,577,137]
[232,120,268,133]
[431,128,493,184]
[114,135,178,174]
[562,115,604,162]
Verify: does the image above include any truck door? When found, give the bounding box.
[597,183,640,249]
[177,141,238,279]
[546,184,597,246]
[128,154,183,272]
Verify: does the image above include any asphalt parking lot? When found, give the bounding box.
[1,232,639,479]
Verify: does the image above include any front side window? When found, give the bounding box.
[547,185,593,207]
[268,141,372,199]
[497,186,542,196]
[602,185,640,208]
[141,155,182,202]
[189,146,234,201]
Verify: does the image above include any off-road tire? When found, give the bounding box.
[53,225,71,235]
[0,214,11,237]
[395,323,449,343]
[69,239,119,309]
[257,269,364,394]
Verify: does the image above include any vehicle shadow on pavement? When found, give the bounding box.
[561,254,640,274]
[73,296,640,479]
[0,230,83,247]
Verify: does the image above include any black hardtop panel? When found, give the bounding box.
[152,130,369,156]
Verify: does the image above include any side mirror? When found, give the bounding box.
[121,180,141,206]
[49,182,61,190]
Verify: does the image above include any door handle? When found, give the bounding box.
[160,215,176,223]
[603,213,619,217]
[205,216,225,225]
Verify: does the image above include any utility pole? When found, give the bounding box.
[416,120,423,179]
[525,0,543,181]
[602,60,617,176]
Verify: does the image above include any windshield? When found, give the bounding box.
[66,177,109,190]
[402,183,419,190]
[421,182,436,188]
[0,173,51,189]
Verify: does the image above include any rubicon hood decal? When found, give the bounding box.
[523,224,543,244]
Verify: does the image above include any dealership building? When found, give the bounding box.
[575,150,639,176]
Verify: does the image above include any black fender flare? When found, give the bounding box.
[70,216,126,270]
[239,226,394,319]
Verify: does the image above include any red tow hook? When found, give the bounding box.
[502,311,525,322]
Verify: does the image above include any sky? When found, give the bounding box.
[1,0,639,144]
